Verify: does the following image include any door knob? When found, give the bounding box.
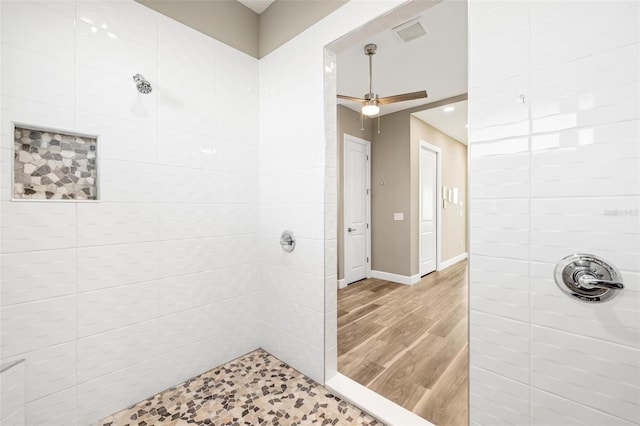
[348,227,356,232]
[554,254,624,303]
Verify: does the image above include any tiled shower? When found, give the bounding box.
[1,0,638,425]
[1,1,260,423]
[468,1,639,424]
[0,0,396,423]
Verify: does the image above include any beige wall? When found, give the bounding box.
[259,1,347,57]
[337,105,373,280]
[136,0,260,57]
[410,116,468,268]
[337,106,468,280]
[370,111,413,277]
[136,0,345,58]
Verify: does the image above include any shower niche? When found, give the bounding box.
[13,125,98,200]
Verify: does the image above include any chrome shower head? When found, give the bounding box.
[133,74,152,94]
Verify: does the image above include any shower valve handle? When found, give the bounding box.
[576,273,624,290]
[554,253,624,303]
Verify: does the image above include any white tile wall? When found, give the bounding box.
[469,366,530,426]
[0,202,77,253]
[1,360,26,425]
[77,242,159,292]
[257,320,325,383]
[531,327,640,424]
[531,388,637,426]
[258,0,405,385]
[324,50,339,383]
[77,281,159,337]
[24,387,75,426]
[77,203,158,246]
[22,342,75,402]
[0,2,75,62]
[76,112,158,162]
[76,358,159,425]
[0,1,259,424]
[470,311,529,384]
[469,1,640,424]
[1,44,75,109]
[1,249,76,305]
[77,320,158,384]
[1,296,76,358]
[469,255,530,322]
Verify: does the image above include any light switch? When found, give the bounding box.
[394,213,404,221]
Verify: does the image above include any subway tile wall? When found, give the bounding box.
[0,1,259,424]
[258,19,334,383]
[1,360,26,425]
[257,0,403,385]
[469,1,640,424]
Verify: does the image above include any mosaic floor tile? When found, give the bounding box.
[99,349,382,426]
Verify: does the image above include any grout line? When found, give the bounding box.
[73,0,80,420]
[154,7,162,368]
[527,2,534,423]
[531,386,639,425]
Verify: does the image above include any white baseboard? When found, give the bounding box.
[326,373,434,426]
[370,270,421,285]
[338,279,347,289]
[439,252,468,270]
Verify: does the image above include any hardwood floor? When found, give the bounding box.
[338,260,468,426]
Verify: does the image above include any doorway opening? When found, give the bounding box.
[327,0,469,424]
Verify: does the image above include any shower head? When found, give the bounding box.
[133,74,152,94]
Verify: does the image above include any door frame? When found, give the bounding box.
[343,133,371,285]
[419,139,442,273]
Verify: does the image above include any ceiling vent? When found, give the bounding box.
[392,18,428,43]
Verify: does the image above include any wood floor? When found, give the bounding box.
[337,260,468,426]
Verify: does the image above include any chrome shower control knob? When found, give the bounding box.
[554,254,624,303]
[280,230,296,253]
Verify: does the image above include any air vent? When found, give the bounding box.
[392,18,428,43]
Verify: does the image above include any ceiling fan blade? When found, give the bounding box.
[378,90,428,105]
[337,94,365,103]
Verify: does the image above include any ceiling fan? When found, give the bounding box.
[337,43,428,117]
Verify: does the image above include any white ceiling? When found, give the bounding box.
[336,0,467,117]
[237,0,274,14]
[412,100,468,144]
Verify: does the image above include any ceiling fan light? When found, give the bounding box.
[362,100,380,116]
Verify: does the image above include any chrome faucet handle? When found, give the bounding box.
[554,253,624,303]
[577,275,624,290]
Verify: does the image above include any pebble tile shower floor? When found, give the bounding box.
[99,349,382,426]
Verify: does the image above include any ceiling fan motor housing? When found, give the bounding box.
[364,43,377,56]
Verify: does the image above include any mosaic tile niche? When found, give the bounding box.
[13,126,98,200]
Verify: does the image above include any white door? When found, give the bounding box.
[419,142,439,276]
[344,135,370,285]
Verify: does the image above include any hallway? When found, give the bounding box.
[338,260,468,425]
